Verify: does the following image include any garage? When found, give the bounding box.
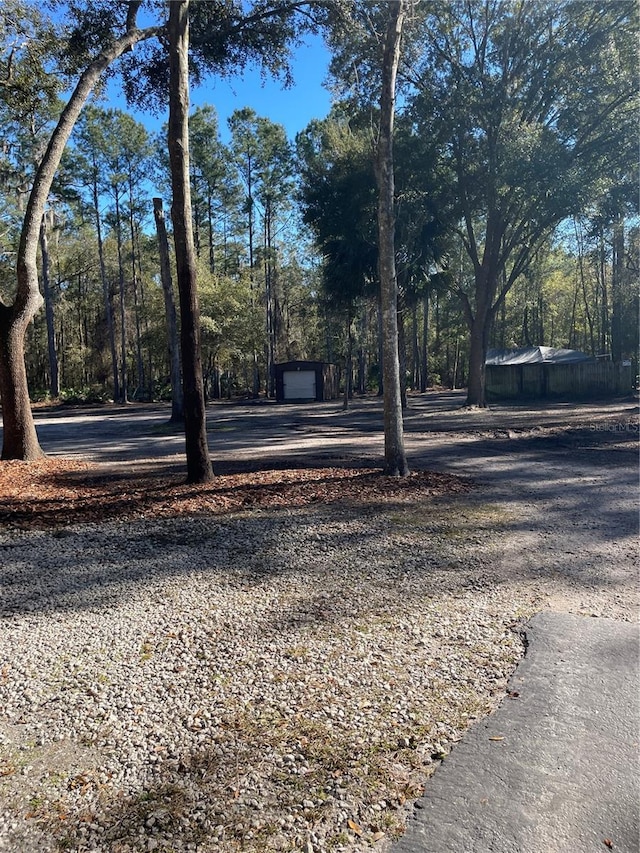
[274,361,338,403]
[282,369,316,400]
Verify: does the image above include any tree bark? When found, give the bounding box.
[0,6,159,459]
[611,216,624,363]
[375,0,409,476]
[264,198,276,397]
[153,197,184,423]
[113,185,129,403]
[465,280,492,407]
[397,302,407,410]
[376,292,384,396]
[168,0,213,483]
[411,301,419,391]
[0,308,44,460]
[129,178,145,397]
[343,309,353,410]
[357,307,367,393]
[39,212,59,398]
[420,290,429,392]
[93,158,120,402]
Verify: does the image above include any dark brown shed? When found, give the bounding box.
[274,361,338,403]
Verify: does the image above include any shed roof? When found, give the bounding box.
[486,346,593,366]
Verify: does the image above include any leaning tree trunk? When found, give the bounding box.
[375,0,409,476]
[153,197,184,423]
[168,0,213,483]
[0,5,159,460]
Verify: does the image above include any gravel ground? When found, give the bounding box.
[0,398,637,853]
[0,500,528,853]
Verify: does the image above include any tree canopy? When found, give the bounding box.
[0,0,636,467]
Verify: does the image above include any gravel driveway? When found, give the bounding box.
[0,393,637,852]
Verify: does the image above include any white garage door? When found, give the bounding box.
[283,370,316,400]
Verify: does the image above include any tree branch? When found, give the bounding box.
[15,20,162,319]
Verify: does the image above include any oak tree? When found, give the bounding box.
[408,0,638,406]
[0,1,160,459]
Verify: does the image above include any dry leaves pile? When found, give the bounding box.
[0,458,471,529]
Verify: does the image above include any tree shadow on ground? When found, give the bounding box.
[2,440,636,851]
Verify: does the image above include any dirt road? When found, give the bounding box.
[25,391,639,620]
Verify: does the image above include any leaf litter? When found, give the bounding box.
[0,458,471,529]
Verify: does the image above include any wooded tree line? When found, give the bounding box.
[0,0,637,472]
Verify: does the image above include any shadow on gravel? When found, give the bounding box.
[0,481,633,621]
[0,396,636,619]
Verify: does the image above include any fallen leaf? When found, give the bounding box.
[603,840,613,849]
[372,831,385,842]
[348,819,363,836]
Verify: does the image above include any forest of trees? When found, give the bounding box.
[0,1,637,454]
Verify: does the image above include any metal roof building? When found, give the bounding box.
[485,346,594,366]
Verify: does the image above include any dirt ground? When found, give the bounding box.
[7,390,639,624]
[0,392,637,853]
[24,388,640,469]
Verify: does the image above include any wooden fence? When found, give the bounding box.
[486,361,636,401]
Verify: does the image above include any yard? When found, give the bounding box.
[0,392,637,852]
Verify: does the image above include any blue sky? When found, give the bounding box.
[100,33,334,145]
[197,35,335,143]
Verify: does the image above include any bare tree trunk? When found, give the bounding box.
[93,162,119,401]
[114,186,129,403]
[452,336,460,390]
[598,227,609,356]
[207,190,215,273]
[129,179,145,397]
[0,4,159,459]
[420,290,429,392]
[464,256,496,408]
[357,306,367,393]
[134,224,153,399]
[411,301,419,390]
[168,0,213,483]
[153,198,183,423]
[375,0,408,476]
[0,310,43,460]
[376,292,383,396]
[39,212,59,398]
[246,158,260,398]
[343,310,353,410]
[264,199,276,397]
[611,216,624,363]
[397,303,407,411]
[466,302,490,406]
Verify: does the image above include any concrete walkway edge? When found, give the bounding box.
[390,611,640,853]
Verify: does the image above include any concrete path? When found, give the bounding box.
[390,611,639,853]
